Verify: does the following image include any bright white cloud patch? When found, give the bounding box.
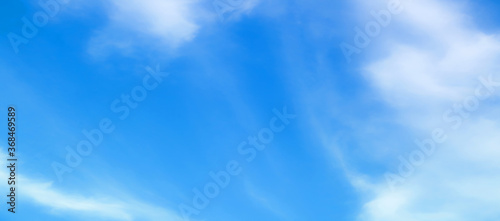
[108,0,200,45]
[88,0,202,57]
[355,0,500,220]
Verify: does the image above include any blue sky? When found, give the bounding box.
[2,0,500,220]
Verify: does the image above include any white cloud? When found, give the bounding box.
[0,151,183,221]
[87,0,204,57]
[108,0,200,45]
[87,0,261,57]
[353,0,500,220]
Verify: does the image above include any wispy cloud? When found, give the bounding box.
[0,150,183,221]
[243,179,293,220]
